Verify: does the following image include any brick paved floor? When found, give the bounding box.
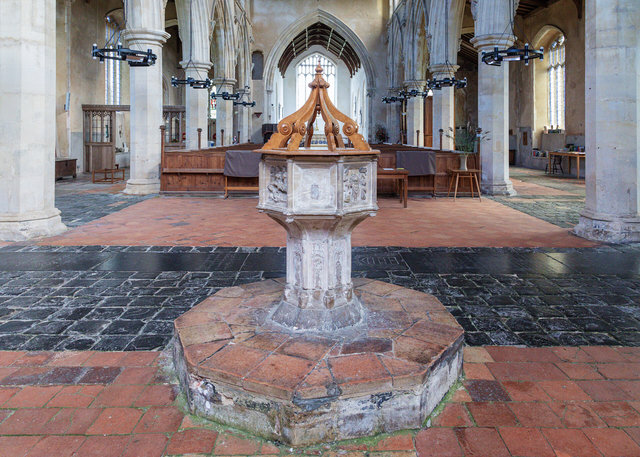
[41,166,594,248]
[0,347,638,456]
[42,195,594,248]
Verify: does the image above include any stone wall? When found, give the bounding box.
[508,0,585,151]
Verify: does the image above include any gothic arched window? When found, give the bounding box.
[548,35,565,129]
[296,53,336,110]
[104,17,121,105]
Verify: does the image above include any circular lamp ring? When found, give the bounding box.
[92,43,157,67]
[171,76,212,89]
[482,43,544,66]
[427,77,467,90]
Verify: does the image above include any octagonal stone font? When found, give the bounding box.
[173,63,464,446]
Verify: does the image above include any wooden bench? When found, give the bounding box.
[92,167,125,184]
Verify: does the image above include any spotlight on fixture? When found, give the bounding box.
[234,101,256,107]
[91,43,157,67]
[482,44,543,66]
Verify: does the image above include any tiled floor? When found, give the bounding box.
[0,347,638,456]
[42,196,594,248]
[0,245,638,350]
[1,168,638,455]
[35,168,595,248]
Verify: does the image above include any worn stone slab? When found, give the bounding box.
[173,279,464,446]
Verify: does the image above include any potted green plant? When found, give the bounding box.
[445,124,489,171]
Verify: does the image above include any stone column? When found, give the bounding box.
[0,0,67,241]
[404,81,427,146]
[471,35,516,195]
[214,80,236,146]
[386,97,401,144]
[430,64,458,150]
[123,29,169,195]
[574,0,640,242]
[237,104,251,143]
[182,62,211,150]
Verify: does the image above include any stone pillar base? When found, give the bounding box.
[0,209,66,242]
[481,180,516,196]
[574,213,640,243]
[124,179,160,195]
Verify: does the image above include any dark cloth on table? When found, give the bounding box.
[223,150,261,177]
[395,150,436,176]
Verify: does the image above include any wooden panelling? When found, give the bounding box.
[160,143,480,196]
[375,144,480,195]
[160,144,260,193]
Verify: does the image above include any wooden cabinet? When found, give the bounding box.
[55,158,77,180]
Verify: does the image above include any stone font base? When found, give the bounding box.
[172,278,463,446]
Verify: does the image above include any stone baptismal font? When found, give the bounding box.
[173,65,463,446]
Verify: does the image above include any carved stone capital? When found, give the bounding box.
[212,78,237,89]
[180,60,212,72]
[123,28,170,47]
[403,80,428,91]
[429,64,459,79]
[470,33,516,52]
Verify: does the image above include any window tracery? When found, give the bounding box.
[548,35,565,129]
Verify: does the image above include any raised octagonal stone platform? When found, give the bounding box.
[173,278,463,446]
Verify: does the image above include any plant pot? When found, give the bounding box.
[459,153,468,171]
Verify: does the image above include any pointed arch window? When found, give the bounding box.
[104,17,121,105]
[548,35,565,129]
[296,54,336,110]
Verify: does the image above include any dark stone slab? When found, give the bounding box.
[465,380,511,402]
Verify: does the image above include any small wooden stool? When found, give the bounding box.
[447,169,481,200]
[92,167,125,184]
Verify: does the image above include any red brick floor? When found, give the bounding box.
[42,196,595,248]
[0,346,639,456]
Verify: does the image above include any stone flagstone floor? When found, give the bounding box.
[0,346,639,456]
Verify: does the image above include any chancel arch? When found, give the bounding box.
[263,9,376,140]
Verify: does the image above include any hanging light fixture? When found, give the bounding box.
[427,75,468,90]
[91,4,157,67]
[481,43,543,66]
[92,43,157,67]
[480,1,543,66]
[382,92,408,104]
[212,84,255,103]
[171,76,212,89]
